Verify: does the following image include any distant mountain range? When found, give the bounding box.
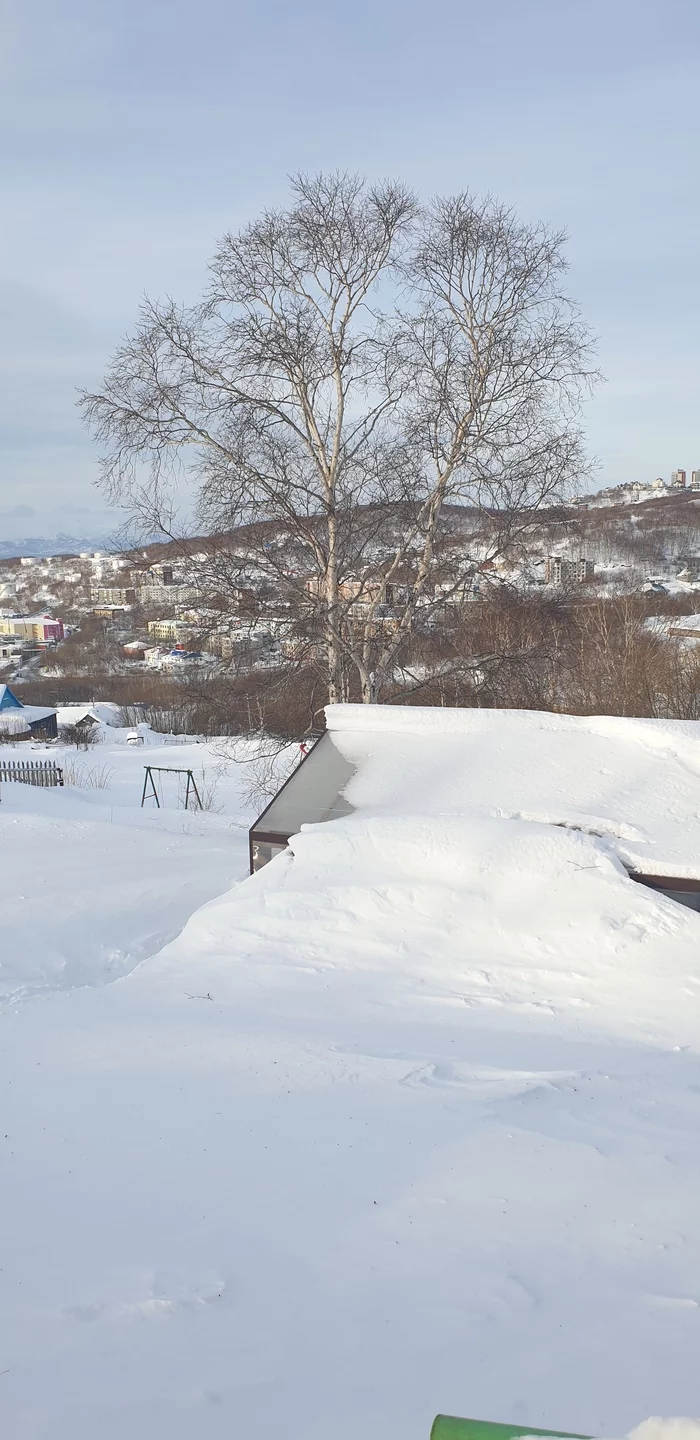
[0,533,115,561]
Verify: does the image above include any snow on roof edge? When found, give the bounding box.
[324,702,700,745]
[324,702,608,738]
[325,702,514,736]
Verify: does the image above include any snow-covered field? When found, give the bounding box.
[1,710,700,1440]
[0,726,263,1005]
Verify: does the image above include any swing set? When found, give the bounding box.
[140,765,203,811]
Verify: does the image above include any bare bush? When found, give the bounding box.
[59,722,100,750]
[195,764,226,813]
[62,759,115,790]
[238,743,298,813]
[431,591,700,720]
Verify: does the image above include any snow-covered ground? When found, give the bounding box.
[1,710,700,1440]
[0,726,274,1004]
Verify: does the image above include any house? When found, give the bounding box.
[643,574,699,598]
[55,705,101,737]
[0,684,58,740]
[249,703,700,913]
[55,702,122,729]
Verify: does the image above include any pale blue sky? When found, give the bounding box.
[1,0,699,540]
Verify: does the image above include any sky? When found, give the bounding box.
[1,0,699,543]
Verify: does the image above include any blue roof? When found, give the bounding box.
[0,684,23,712]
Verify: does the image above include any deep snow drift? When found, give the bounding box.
[1,707,700,1440]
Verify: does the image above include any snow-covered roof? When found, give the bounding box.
[56,705,100,727]
[261,704,700,880]
[54,701,122,727]
[644,577,699,596]
[92,701,123,726]
[0,686,54,723]
[0,704,57,725]
[11,613,62,624]
[18,704,57,722]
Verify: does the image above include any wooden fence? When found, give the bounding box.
[0,759,64,788]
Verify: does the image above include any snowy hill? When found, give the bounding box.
[1,708,700,1439]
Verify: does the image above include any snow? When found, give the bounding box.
[0,725,287,1004]
[1,707,700,1438]
[52,701,128,729]
[627,1425,700,1440]
[668,615,700,634]
[5,702,56,721]
[644,578,699,597]
[326,703,700,879]
[55,703,101,726]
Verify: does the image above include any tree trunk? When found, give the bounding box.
[326,513,341,704]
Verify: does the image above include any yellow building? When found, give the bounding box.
[147,618,196,642]
[0,614,64,643]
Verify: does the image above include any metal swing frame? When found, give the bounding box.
[140,765,203,811]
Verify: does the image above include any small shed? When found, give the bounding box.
[56,705,101,740]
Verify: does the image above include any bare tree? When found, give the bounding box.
[344,194,598,700]
[80,175,598,705]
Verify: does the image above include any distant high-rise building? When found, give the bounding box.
[671,468,687,488]
[691,469,700,490]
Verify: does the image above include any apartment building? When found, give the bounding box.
[545,557,595,585]
[146,618,197,642]
[90,586,137,607]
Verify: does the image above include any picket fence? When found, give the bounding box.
[0,759,64,788]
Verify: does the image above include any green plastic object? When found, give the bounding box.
[431,1417,591,1440]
